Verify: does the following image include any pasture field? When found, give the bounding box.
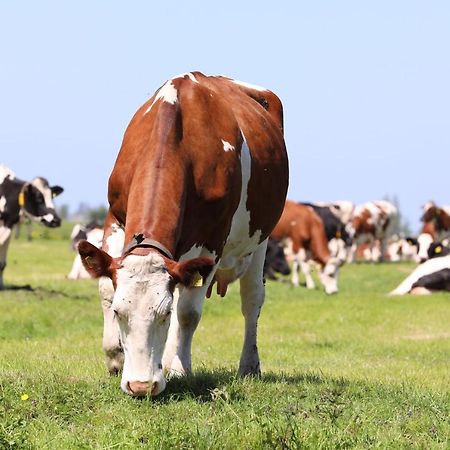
[0,232,449,449]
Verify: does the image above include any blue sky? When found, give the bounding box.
[1,1,449,232]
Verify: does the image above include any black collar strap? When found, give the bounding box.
[122,233,174,260]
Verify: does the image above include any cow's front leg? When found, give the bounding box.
[0,230,12,290]
[298,249,315,289]
[238,240,267,376]
[162,285,208,377]
[99,277,123,375]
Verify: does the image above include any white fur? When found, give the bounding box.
[144,81,178,114]
[68,228,103,280]
[0,165,15,184]
[0,196,6,213]
[221,140,235,152]
[417,233,434,261]
[173,72,199,83]
[389,255,450,295]
[231,79,267,92]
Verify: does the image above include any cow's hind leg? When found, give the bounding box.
[238,239,267,377]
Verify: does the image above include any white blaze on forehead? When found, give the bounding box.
[0,196,6,213]
[221,140,235,152]
[0,165,15,184]
[113,252,172,391]
[231,79,267,92]
[144,81,178,114]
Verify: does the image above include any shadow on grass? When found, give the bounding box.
[148,368,348,404]
[0,284,89,301]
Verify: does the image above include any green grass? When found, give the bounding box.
[0,235,449,449]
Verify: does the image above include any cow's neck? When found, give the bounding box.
[0,177,25,227]
[121,163,187,260]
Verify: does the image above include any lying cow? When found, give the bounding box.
[263,238,291,280]
[385,237,420,262]
[389,254,450,295]
[0,164,63,289]
[77,72,289,397]
[67,223,104,279]
[271,200,340,294]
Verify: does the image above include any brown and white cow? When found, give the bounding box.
[77,72,289,397]
[347,200,397,262]
[271,201,340,294]
[416,201,450,262]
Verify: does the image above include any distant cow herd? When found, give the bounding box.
[1,72,449,398]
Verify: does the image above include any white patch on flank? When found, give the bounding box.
[0,164,15,184]
[221,132,262,265]
[221,140,235,152]
[144,81,178,114]
[442,205,450,217]
[231,79,267,92]
[389,254,450,295]
[0,196,6,213]
[173,72,199,83]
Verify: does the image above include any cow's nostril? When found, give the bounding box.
[127,381,150,397]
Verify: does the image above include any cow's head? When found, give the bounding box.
[78,240,214,397]
[24,177,64,227]
[319,257,340,294]
[417,233,434,262]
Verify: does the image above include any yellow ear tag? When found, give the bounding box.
[190,272,203,288]
[336,231,341,239]
[18,192,25,207]
[435,246,442,254]
[84,256,93,268]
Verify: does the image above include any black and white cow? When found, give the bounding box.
[263,238,291,281]
[300,202,353,263]
[0,164,63,289]
[67,222,104,279]
[389,253,450,295]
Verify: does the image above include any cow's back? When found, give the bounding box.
[108,72,288,259]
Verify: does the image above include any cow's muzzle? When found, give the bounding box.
[127,379,165,397]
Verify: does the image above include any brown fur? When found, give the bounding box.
[271,200,330,266]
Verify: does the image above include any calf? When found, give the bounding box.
[271,201,340,294]
[77,72,289,397]
[0,164,63,289]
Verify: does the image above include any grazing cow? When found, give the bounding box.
[271,201,340,294]
[0,164,63,289]
[416,202,450,261]
[67,223,104,280]
[347,200,397,262]
[263,238,291,280]
[300,202,352,263]
[77,72,289,397]
[389,254,450,295]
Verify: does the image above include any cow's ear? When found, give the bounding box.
[51,185,64,197]
[166,257,215,288]
[78,240,114,279]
